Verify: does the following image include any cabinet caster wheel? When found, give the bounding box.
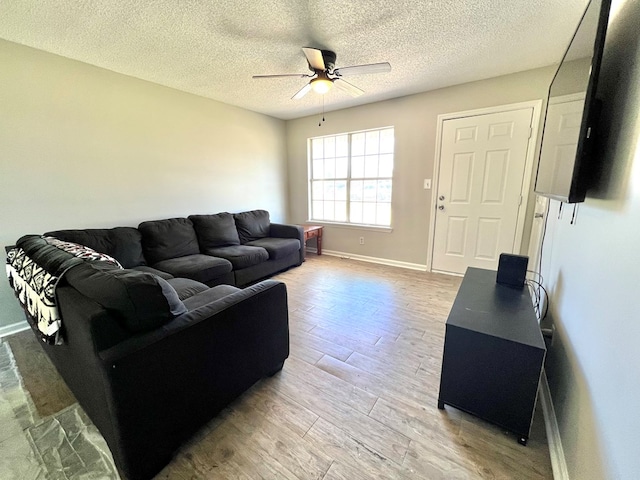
[518,436,528,446]
[437,400,445,410]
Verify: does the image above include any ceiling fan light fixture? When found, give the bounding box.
[311,77,333,94]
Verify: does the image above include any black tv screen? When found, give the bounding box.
[534,0,611,203]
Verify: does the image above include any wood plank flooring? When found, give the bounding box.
[157,255,553,479]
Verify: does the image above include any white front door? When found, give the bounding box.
[432,108,534,275]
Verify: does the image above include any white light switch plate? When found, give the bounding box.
[423,179,432,189]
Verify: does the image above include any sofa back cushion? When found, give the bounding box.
[234,210,271,244]
[138,218,200,265]
[44,227,146,268]
[189,213,240,250]
[65,262,187,333]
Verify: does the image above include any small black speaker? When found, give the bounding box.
[496,253,528,288]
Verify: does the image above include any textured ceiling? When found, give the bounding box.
[0,0,589,120]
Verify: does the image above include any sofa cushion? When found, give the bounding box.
[182,284,242,310]
[189,213,240,249]
[234,210,271,244]
[131,265,174,280]
[166,278,210,301]
[64,262,187,333]
[245,237,301,260]
[204,245,269,269]
[138,218,200,265]
[152,254,233,284]
[45,227,146,268]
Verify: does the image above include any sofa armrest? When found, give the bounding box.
[269,223,305,262]
[99,279,288,362]
[269,222,303,239]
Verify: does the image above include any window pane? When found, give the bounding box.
[324,158,335,179]
[335,180,347,200]
[377,179,392,202]
[312,138,323,159]
[364,155,379,178]
[324,136,335,158]
[312,181,324,200]
[323,180,335,200]
[350,202,363,223]
[362,202,376,224]
[312,160,324,179]
[323,200,335,221]
[335,201,347,222]
[312,200,323,219]
[365,130,380,155]
[376,203,391,226]
[363,180,377,201]
[352,133,365,155]
[380,128,394,154]
[335,157,348,178]
[351,156,365,178]
[350,180,363,201]
[379,154,394,177]
[336,135,348,156]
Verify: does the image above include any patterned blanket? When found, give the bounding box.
[6,236,122,345]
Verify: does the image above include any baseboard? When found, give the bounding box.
[540,369,570,480]
[0,320,30,339]
[321,249,427,271]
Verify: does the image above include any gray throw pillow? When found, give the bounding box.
[138,218,200,264]
[65,262,187,333]
[233,210,271,244]
[189,213,241,249]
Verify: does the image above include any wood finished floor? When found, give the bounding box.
[156,254,553,479]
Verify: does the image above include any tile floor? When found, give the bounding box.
[0,340,117,479]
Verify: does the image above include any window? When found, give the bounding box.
[309,127,394,227]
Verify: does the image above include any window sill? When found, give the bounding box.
[304,220,393,233]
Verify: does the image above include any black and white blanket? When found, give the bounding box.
[6,236,121,345]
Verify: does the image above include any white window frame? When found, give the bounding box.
[307,127,395,229]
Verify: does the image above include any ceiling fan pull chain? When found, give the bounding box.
[319,96,326,126]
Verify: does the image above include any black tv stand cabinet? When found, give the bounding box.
[437,267,546,445]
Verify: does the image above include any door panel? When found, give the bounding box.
[482,150,509,203]
[451,153,474,202]
[432,108,533,274]
[445,217,467,256]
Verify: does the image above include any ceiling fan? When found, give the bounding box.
[252,47,391,100]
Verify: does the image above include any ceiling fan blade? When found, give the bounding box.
[253,73,310,79]
[302,47,326,71]
[333,78,364,97]
[292,83,312,100]
[334,62,391,77]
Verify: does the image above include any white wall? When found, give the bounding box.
[542,0,640,478]
[286,66,554,267]
[0,39,287,330]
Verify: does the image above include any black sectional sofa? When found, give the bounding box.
[46,209,305,287]
[6,209,302,480]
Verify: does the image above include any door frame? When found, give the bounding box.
[427,100,543,273]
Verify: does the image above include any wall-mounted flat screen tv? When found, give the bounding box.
[534,0,612,203]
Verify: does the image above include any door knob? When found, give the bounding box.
[439,195,445,201]
[438,205,445,210]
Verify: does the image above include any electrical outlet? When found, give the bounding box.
[359,236,365,245]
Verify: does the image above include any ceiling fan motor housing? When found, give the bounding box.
[318,50,337,72]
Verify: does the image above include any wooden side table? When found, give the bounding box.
[302,225,323,256]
